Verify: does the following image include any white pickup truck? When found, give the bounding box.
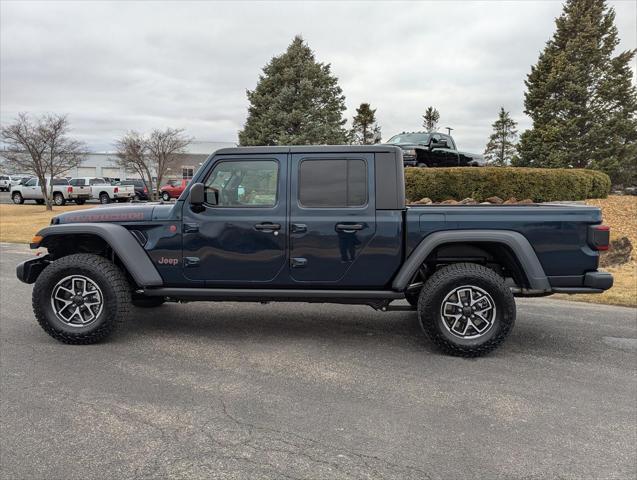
[70,177,135,204]
[11,178,85,205]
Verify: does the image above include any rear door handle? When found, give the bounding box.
[254,222,281,232]
[335,223,364,232]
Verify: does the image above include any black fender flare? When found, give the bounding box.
[35,223,163,287]
[392,230,551,292]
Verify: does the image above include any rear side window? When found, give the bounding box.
[70,179,85,186]
[52,179,69,185]
[298,159,367,208]
[0,176,8,180]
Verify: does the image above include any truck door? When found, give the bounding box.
[181,155,288,285]
[289,153,377,284]
[25,178,41,199]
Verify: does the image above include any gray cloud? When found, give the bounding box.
[1,0,635,153]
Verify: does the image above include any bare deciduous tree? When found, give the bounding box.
[1,113,86,210]
[115,128,191,200]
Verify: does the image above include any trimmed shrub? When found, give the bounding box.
[404,167,610,203]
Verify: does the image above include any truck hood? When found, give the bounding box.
[52,203,175,224]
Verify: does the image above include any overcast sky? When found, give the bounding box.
[1,0,635,153]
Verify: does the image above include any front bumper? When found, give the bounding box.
[16,255,50,284]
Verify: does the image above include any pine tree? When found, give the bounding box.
[422,107,440,133]
[238,36,348,146]
[484,108,518,166]
[350,103,381,145]
[516,0,637,184]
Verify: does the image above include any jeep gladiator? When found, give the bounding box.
[16,145,612,356]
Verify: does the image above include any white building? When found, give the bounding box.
[1,140,236,180]
[68,140,236,180]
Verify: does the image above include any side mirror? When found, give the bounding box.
[189,182,205,205]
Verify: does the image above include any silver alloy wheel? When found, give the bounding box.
[50,275,104,327]
[53,193,63,205]
[440,285,496,339]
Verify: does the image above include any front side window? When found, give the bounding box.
[204,160,278,207]
[25,178,36,187]
[299,159,367,208]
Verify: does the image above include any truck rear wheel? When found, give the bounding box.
[53,192,66,206]
[417,263,515,357]
[32,254,131,344]
[99,193,111,204]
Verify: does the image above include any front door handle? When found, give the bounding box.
[254,222,281,232]
[335,223,364,232]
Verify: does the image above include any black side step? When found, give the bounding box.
[142,287,404,306]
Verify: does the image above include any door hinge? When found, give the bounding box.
[184,257,200,267]
[291,257,307,268]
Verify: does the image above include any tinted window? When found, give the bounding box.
[204,160,278,207]
[0,176,8,180]
[52,179,69,185]
[299,159,367,208]
[25,178,36,186]
[387,133,430,145]
[70,179,85,186]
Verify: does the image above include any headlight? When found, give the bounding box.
[403,149,416,156]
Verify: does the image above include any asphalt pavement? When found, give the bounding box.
[1,243,636,479]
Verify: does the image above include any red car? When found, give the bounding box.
[160,179,189,201]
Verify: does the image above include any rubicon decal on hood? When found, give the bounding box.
[63,212,146,223]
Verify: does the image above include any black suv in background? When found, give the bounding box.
[120,179,151,201]
[386,132,485,167]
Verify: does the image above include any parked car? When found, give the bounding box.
[67,178,95,204]
[70,177,135,204]
[17,145,612,357]
[386,131,484,167]
[0,175,10,191]
[120,179,150,201]
[160,179,189,201]
[11,177,73,205]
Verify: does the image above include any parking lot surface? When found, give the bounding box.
[1,243,636,479]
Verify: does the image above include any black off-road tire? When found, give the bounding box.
[32,254,131,344]
[132,295,165,308]
[417,263,516,357]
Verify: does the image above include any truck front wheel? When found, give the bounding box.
[417,263,515,357]
[32,254,131,344]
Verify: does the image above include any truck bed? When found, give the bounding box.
[406,203,602,278]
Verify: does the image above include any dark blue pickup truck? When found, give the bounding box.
[17,145,612,356]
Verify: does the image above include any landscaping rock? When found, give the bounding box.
[440,199,459,205]
[518,198,534,204]
[600,236,633,267]
[485,196,504,204]
[503,197,518,204]
[413,197,433,205]
[459,198,478,205]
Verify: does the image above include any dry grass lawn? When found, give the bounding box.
[0,204,95,243]
[0,196,635,307]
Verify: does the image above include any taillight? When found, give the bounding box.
[589,225,610,251]
[143,187,148,193]
[114,187,119,193]
[67,186,73,193]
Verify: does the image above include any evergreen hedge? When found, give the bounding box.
[404,167,610,203]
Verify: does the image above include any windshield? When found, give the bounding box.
[387,133,430,145]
